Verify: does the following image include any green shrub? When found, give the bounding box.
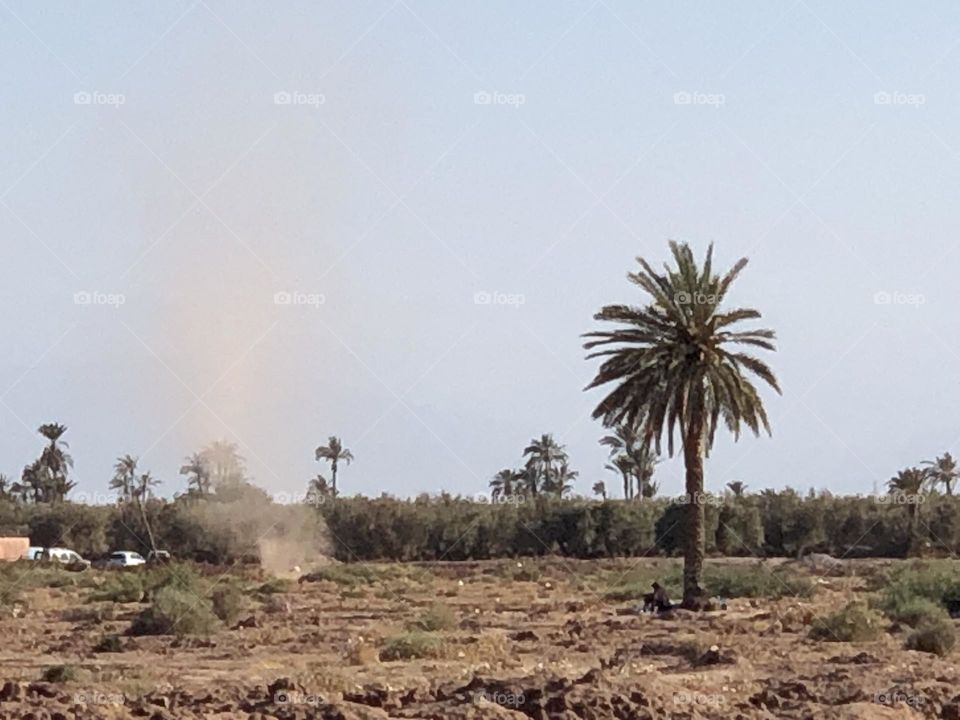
[379,632,443,661]
[877,595,947,628]
[256,577,294,595]
[300,565,376,587]
[407,603,456,632]
[906,617,956,656]
[145,562,204,597]
[42,665,78,683]
[129,586,218,636]
[93,634,123,653]
[809,603,883,642]
[211,583,247,624]
[703,565,814,599]
[874,560,960,605]
[88,573,145,603]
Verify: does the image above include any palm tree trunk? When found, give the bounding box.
[331,460,338,499]
[137,495,158,555]
[622,472,629,500]
[681,411,706,609]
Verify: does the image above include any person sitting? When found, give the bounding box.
[642,582,673,613]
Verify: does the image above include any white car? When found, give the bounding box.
[23,547,89,566]
[106,551,146,568]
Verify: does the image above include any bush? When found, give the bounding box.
[703,565,814,599]
[809,603,883,642]
[129,586,218,636]
[407,603,456,632]
[88,573,145,603]
[42,665,78,683]
[256,577,294,595]
[379,632,443,661]
[211,583,247,624]
[93,634,123,653]
[877,595,947,628]
[906,617,956,656]
[300,565,377,587]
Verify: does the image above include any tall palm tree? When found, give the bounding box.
[36,423,74,502]
[179,452,211,496]
[315,436,353,499]
[889,467,929,554]
[522,434,567,497]
[727,481,747,497]
[490,468,522,500]
[923,452,958,496]
[605,454,635,500]
[584,242,780,608]
[110,454,139,501]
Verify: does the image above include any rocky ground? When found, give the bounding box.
[0,557,957,719]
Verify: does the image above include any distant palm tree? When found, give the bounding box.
[179,452,211,496]
[592,481,607,500]
[584,242,780,608]
[306,474,332,506]
[923,453,958,496]
[490,468,522,500]
[889,467,929,554]
[727,481,747,497]
[546,462,577,497]
[605,454,635,500]
[600,421,658,499]
[523,434,567,497]
[110,454,139,501]
[201,440,246,487]
[315,436,353,498]
[24,423,75,502]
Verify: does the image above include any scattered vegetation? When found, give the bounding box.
[407,603,456,632]
[129,586,218,636]
[809,602,883,642]
[93,634,123,653]
[88,573,145,603]
[379,632,444,661]
[41,665,78,683]
[906,617,956,656]
[702,565,814,599]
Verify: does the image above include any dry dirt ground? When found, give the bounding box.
[0,557,957,719]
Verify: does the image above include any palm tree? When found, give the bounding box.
[201,440,246,487]
[889,467,929,554]
[522,434,567,497]
[923,453,958,496]
[315,436,353,499]
[605,454,635,500]
[36,423,74,502]
[133,470,161,554]
[306,474,332,506]
[584,242,780,608]
[727,481,747,497]
[546,461,577,496]
[490,468,522,500]
[600,421,659,499]
[179,452,211,496]
[110,454,139,501]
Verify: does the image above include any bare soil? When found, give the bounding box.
[0,557,956,719]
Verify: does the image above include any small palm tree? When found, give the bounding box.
[490,468,521,500]
[923,453,958,496]
[889,467,929,554]
[523,434,567,496]
[179,452,211,496]
[727,481,747,497]
[592,481,607,500]
[605,454,635,500]
[546,462,577,497]
[600,421,658,499]
[306,474,332,506]
[315,436,353,498]
[110,454,139,501]
[584,242,780,608]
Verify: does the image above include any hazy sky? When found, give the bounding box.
[3,1,960,502]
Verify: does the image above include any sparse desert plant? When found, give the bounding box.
[906,617,956,656]
[42,664,78,683]
[88,573,145,603]
[299,564,376,588]
[256,577,294,595]
[93,634,124,653]
[809,602,883,642]
[211,582,247,624]
[407,603,456,632]
[702,565,814,599]
[876,595,947,628]
[129,586,218,636]
[379,632,444,661]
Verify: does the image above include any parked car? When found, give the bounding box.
[105,551,146,568]
[23,546,90,567]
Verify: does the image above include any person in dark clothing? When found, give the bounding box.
[642,582,673,613]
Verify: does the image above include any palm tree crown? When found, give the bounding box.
[315,436,353,498]
[522,434,568,496]
[923,452,958,495]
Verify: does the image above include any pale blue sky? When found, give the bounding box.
[2,1,960,501]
